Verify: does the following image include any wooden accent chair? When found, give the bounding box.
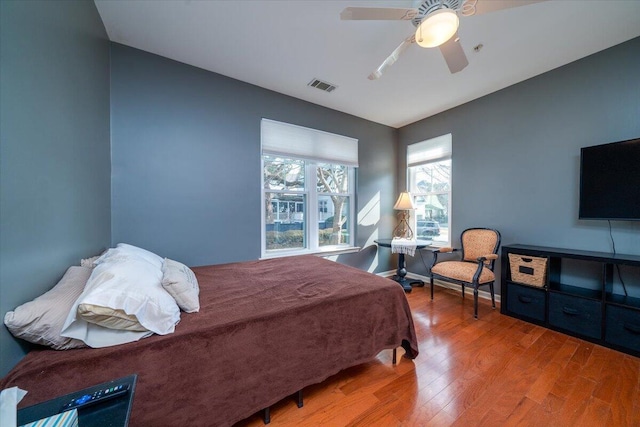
[429,228,501,319]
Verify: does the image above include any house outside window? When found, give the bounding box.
[261,119,358,257]
[407,134,452,246]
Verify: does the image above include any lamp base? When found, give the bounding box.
[393,210,414,240]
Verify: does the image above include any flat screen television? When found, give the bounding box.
[579,137,640,220]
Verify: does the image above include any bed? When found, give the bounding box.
[1,255,419,426]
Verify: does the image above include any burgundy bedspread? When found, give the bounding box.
[1,255,418,426]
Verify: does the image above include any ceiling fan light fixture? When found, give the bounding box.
[415,8,459,48]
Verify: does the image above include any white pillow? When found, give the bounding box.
[4,266,91,350]
[116,243,164,269]
[61,256,180,348]
[94,243,163,270]
[162,258,200,313]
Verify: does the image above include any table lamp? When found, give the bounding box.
[393,191,416,240]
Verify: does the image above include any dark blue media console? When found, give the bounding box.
[501,244,640,357]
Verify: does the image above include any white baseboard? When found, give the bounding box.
[376,270,397,278]
[377,270,501,304]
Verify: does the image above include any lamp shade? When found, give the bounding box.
[393,192,416,210]
[415,9,459,48]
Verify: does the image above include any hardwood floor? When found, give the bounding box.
[234,285,640,426]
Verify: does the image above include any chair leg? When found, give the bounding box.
[473,287,479,319]
[430,276,434,300]
[490,282,496,309]
[461,284,465,299]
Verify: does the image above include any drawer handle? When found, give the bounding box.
[562,307,578,316]
[519,266,534,275]
[518,295,533,304]
[623,323,640,334]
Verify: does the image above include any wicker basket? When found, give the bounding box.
[508,254,547,287]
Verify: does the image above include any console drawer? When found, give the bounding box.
[605,305,640,353]
[506,282,546,322]
[549,293,602,339]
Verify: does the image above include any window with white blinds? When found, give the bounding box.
[407,133,451,167]
[261,119,358,167]
[407,134,452,246]
[261,119,358,257]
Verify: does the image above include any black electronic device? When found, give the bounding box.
[17,374,136,427]
[61,383,130,411]
[579,137,640,221]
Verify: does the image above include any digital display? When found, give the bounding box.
[579,138,640,221]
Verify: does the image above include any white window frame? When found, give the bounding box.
[407,134,452,247]
[261,119,358,258]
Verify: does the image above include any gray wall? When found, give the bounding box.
[399,37,640,285]
[110,44,398,269]
[0,1,111,376]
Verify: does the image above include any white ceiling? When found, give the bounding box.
[94,0,640,128]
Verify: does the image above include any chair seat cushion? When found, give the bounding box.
[431,261,495,284]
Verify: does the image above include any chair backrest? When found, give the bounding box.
[460,228,501,270]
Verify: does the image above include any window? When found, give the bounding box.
[261,119,357,257]
[407,134,452,246]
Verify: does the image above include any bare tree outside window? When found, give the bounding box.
[263,156,354,253]
[317,164,349,245]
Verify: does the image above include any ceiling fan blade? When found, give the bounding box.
[341,7,417,21]
[461,0,547,16]
[438,34,469,74]
[368,35,415,80]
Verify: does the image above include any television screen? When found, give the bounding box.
[579,137,640,220]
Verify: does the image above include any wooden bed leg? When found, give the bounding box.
[393,348,397,365]
[296,390,303,408]
[263,407,271,424]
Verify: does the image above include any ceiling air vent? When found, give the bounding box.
[308,78,337,93]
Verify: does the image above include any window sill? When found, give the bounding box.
[260,246,361,260]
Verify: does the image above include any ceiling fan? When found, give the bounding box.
[341,0,545,80]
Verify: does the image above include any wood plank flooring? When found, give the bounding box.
[234,285,640,426]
